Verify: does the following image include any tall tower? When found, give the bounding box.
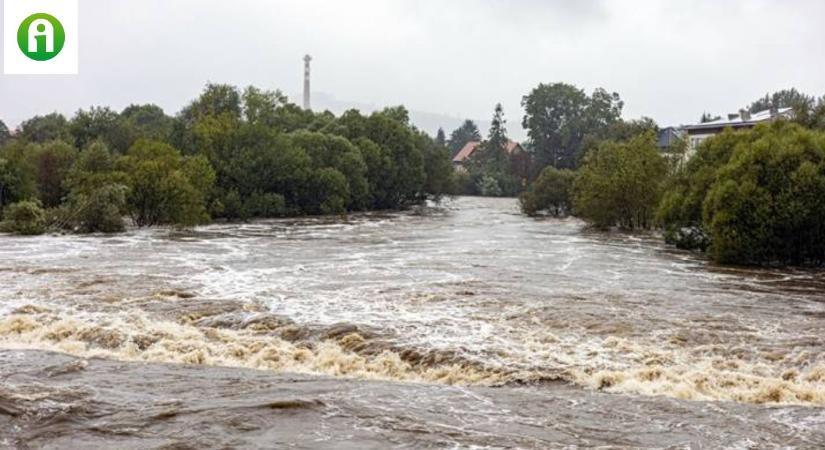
[303,54,312,110]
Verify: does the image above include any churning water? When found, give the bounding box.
[2,197,825,448]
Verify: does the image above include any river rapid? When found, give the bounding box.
[1,196,825,448]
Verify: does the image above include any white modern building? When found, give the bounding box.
[682,107,793,157]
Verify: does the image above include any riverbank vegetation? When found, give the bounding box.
[0,84,454,234]
[519,86,825,266]
[4,82,825,267]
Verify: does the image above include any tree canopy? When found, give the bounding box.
[658,122,825,265]
[447,119,481,157]
[0,120,10,147]
[521,83,623,170]
[574,133,667,229]
[0,83,454,234]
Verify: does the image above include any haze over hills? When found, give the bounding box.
[304,92,528,142]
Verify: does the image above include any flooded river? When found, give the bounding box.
[2,196,825,448]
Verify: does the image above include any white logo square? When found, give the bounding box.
[3,0,79,75]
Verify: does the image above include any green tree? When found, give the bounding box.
[416,130,454,201]
[519,167,575,217]
[574,133,667,229]
[522,83,623,169]
[435,128,446,147]
[656,127,754,248]
[448,120,481,157]
[118,140,215,227]
[700,122,825,265]
[290,130,369,210]
[748,88,814,114]
[18,113,71,143]
[0,120,10,146]
[30,141,78,208]
[62,142,129,233]
[242,86,288,126]
[0,200,46,235]
[70,106,122,150]
[302,167,349,215]
[0,158,32,213]
[115,104,174,152]
[363,111,425,208]
[464,104,520,197]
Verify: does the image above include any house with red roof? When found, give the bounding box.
[452,140,531,179]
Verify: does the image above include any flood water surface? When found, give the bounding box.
[2,197,825,448]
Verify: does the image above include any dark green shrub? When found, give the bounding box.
[520,166,575,217]
[244,192,286,218]
[1,200,47,235]
[574,133,667,229]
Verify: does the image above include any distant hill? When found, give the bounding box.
[303,92,527,141]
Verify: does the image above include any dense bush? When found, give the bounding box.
[0,82,455,233]
[0,200,47,235]
[65,183,129,233]
[659,122,825,265]
[519,166,575,217]
[0,157,34,212]
[574,133,667,229]
[117,140,215,227]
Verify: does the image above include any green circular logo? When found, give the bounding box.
[17,13,65,61]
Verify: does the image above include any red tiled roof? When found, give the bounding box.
[452,141,523,163]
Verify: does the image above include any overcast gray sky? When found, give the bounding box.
[2,0,824,139]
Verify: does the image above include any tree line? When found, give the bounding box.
[519,86,825,267]
[0,84,454,234]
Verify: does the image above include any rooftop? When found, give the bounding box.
[453,141,523,163]
[684,107,793,131]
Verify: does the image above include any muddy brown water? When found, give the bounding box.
[1,196,825,448]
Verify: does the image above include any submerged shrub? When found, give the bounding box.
[0,200,47,235]
[702,123,825,265]
[574,133,667,229]
[68,184,129,233]
[660,121,825,265]
[477,175,503,197]
[244,191,286,218]
[520,166,575,217]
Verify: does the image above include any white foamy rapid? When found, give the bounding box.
[1,197,825,406]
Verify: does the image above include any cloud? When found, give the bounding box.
[1,0,824,138]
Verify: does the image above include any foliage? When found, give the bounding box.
[290,130,369,210]
[416,130,454,202]
[745,88,825,131]
[62,142,129,233]
[0,200,47,235]
[519,166,575,217]
[360,109,426,208]
[70,107,122,150]
[2,83,453,231]
[748,88,814,114]
[65,184,129,233]
[30,141,78,208]
[106,104,176,153]
[574,133,667,229]
[706,123,825,264]
[0,157,34,213]
[118,140,215,227]
[522,83,623,170]
[461,104,522,197]
[435,128,446,147]
[18,113,71,144]
[655,128,749,240]
[477,175,503,197]
[658,122,825,265]
[0,120,10,146]
[447,120,481,157]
